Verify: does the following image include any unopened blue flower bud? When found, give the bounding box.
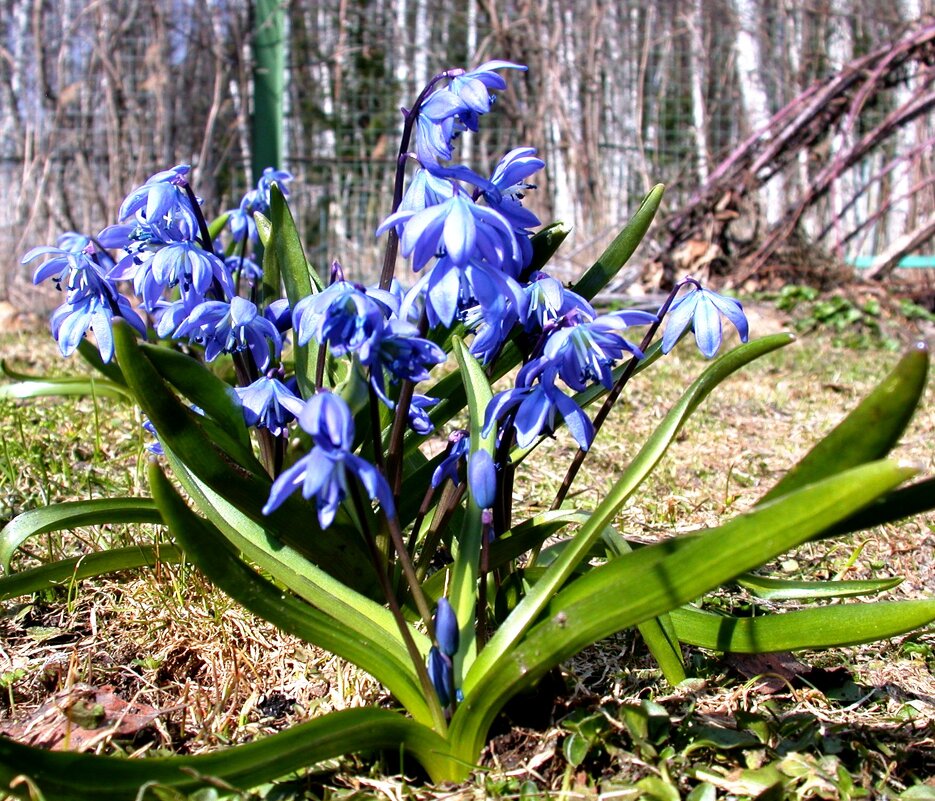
[434,598,459,657]
[427,646,451,707]
[468,450,496,509]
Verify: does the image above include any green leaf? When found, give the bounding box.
[465,333,794,692]
[526,221,572,274]
[822,476,935,539]
[735,574,903,601]
[447,338,496,678]
[148,463,434,725]
[163,453,426,669]
[572,184,664,301]
[112,321,374,588]
[265,184,322,398]
[0,707,457,799]
[0,544,182,602]
[761,343,928,504]
[139,344,250,452]
[1,499,161,573]
[450,459,913,762]
[669,600,935,652]
[206,211,232,242]
[76,339,128,385]
[602,527,685,685]
[0,369,133,402]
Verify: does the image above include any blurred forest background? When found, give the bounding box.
[1,0,933,307]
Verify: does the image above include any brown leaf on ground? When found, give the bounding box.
[0,683,171,751]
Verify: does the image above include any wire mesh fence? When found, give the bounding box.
[2,0,932,310]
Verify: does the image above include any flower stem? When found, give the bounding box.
[348,482,445,729]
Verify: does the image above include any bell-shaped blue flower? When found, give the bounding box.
[50,290,146,363]
[119,164,199,236]
[661,284,749,359]
[173,296,282,370]
[433,598,460,657]
[292,279,395,356]
[235,374,305,437]
[262,391,395,528]
[483,361,594,451]
[541,309,654,391]
[407,394,439,436]
[361,320,446,406]
[378,190,520,272]
[431,430,470,488]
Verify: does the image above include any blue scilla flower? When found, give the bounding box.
[458,265,528,363]
[235,374,305,437]
[448,60,526,131]
[434,598,459,657]
[408,394,439,436]
[50,288,146,363]
[541,309,654,392]
[119,164,199,235]
[661,284,749,359]
[108,219,232,311]
[399,168,455,214]
[483,361,594,451]
[523,273,594,331]
[23,243,111,298]
[228,167,294,243]
[378,189,521,272]
[225,253,263,285]
[154,293,204,339]
[292,279,396,356]
[255,167,293,204]
[401,255,526,334]
[262,391,395,528]
[485,147,544,231]
[431,430,470,489]
[172,296,282,370]
[361,320,446,406]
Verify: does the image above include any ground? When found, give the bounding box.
[0,301,933,799]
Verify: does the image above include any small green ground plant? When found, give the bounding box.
[1,62,934,799]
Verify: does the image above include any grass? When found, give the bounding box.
[0,315,933,800]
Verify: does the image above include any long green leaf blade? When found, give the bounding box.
[669,600,935,652]
[148,463,432,724]
[0,707,455,800]
[447,338,495,677]
[1,499,161,573]
[572,184,665,301]
[0,544,182,602]
[0,378,132,402]
[140,343,250,451]
[450,460,913,761]
[265,184,322,397]
[735,574,903,601]
[761,343,929,504]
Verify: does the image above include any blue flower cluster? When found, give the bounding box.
[24,61,750,617]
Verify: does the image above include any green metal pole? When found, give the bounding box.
[252,0,284,184]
